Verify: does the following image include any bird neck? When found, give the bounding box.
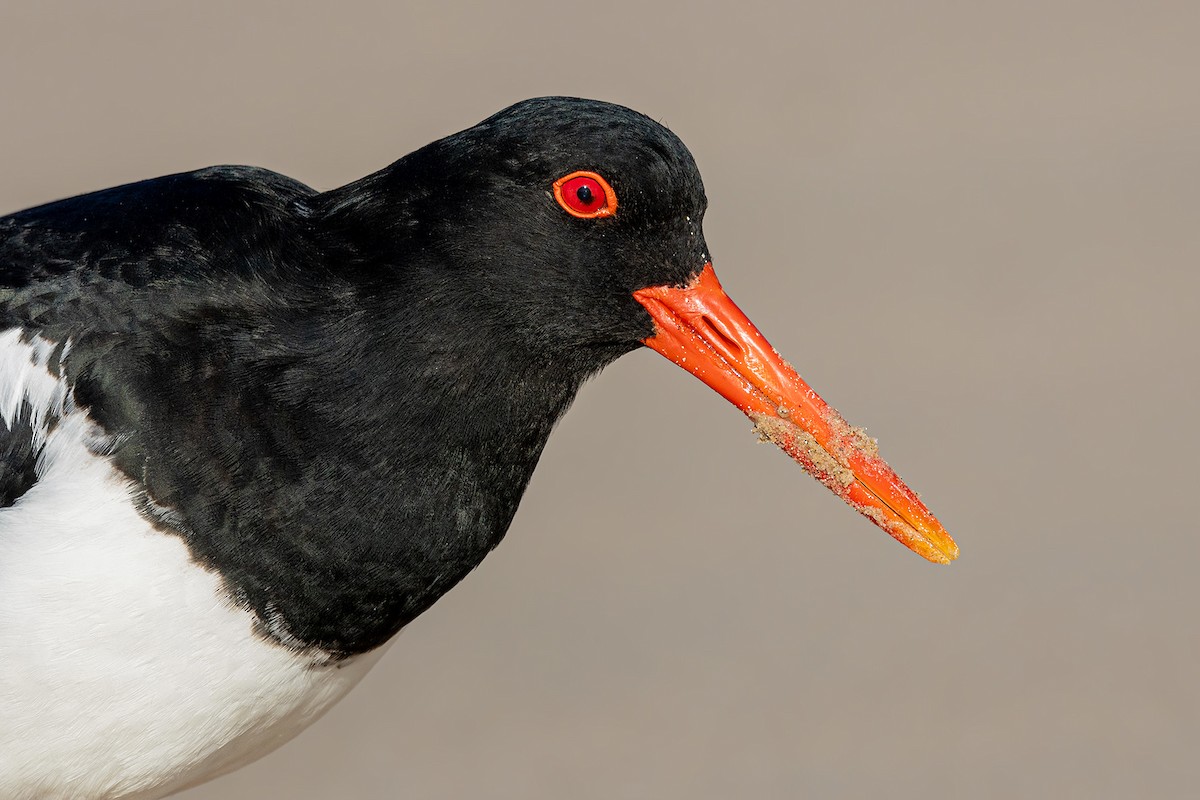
[293,314,584,654]
[165,248,609,658]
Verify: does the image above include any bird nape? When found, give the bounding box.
[0,96,956,799]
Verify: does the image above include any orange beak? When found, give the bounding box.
[633,263,958,564]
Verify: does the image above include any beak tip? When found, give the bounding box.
[918,531,959,565]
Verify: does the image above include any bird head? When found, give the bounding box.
[317,96,958,564]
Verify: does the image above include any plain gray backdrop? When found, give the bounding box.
[3,2,1197,797]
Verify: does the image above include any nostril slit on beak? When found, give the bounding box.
[699,315,742,356]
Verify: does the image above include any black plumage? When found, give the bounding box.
[0,97,709,656]
[0,403,45,509]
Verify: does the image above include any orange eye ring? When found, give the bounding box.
[552,170,618,219]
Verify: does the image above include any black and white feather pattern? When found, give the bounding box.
[0,97,712,798]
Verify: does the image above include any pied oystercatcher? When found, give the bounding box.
[0,97,957,798]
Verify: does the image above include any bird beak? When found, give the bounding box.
[632,263,958,564]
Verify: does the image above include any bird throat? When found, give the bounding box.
[93,299,598,659]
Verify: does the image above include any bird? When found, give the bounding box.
[0,97,957,799]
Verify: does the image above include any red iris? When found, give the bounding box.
[560,176,604,214]
[553,171,617,219]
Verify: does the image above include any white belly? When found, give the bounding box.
[0,331,388,799]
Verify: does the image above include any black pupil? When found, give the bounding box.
[576,184,595,205]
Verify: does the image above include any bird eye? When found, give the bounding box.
[553,171,617,219]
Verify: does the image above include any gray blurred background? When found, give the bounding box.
[3,2,1197,797]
